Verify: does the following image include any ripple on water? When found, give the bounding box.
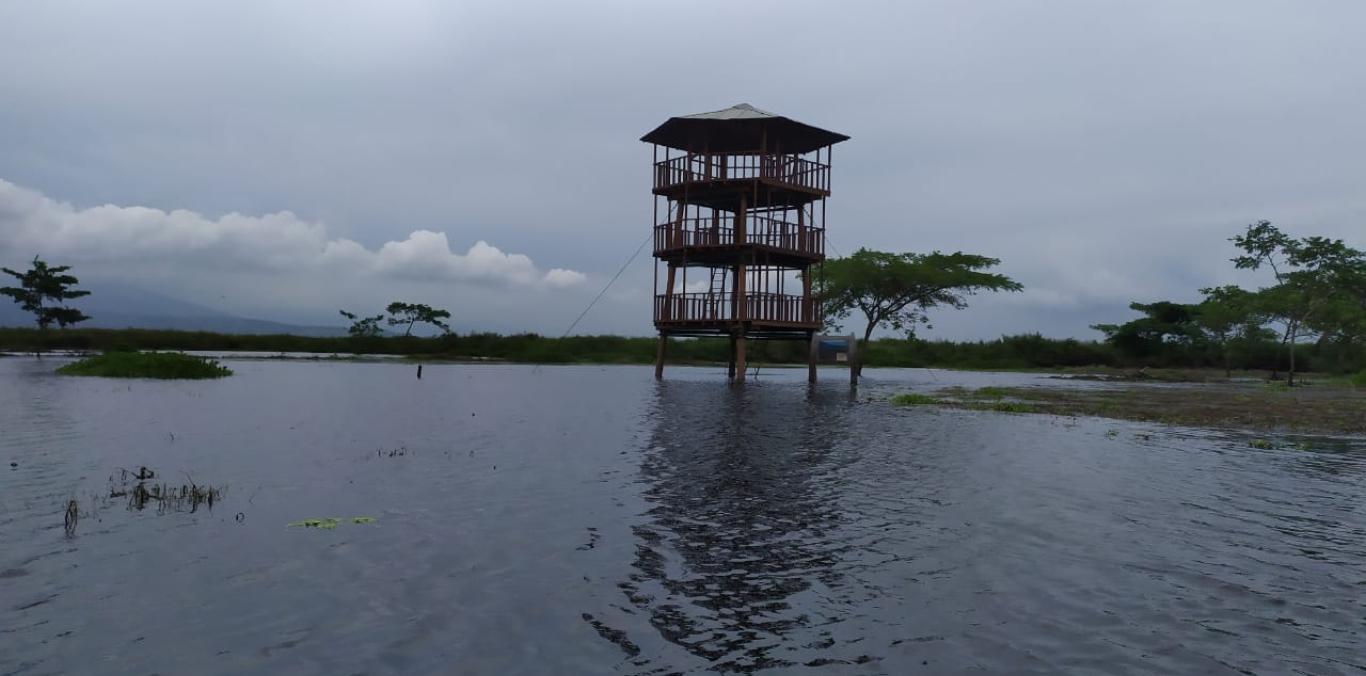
[1,360,1364,675]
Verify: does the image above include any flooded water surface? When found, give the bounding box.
[2,358,1364,674]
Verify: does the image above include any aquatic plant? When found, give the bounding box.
[1248,439,1275,449]
[289,518,340,529]
[57,351,232,379]
[890,393,940,406]
[973,401,1039,414]
[287,516,377,529]
[63,499,79,537]
[106,467,225,514]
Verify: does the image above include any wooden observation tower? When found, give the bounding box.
[643,103,849,382]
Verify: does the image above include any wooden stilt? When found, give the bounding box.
[727,335,737,380]
[654,334,667,380]
[734,335,747,383]
[808,332,818,383]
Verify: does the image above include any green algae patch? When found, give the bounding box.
[57,352,232,379]
[288,516,377,530]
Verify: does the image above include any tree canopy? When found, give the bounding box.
[385,302,451,337]
[1096,221,1365,383]
[815,249,1022,344]
[1,257,91,331]
[339,310,385,338]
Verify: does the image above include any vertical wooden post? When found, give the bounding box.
[654,334,667,380]
[848,334,858,387]
[808,332,818,383]
[727,334,737,381]
[734,335,747,383]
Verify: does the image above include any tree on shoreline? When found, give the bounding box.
[1233,222,1365,386]
[815,249,1022,375]
[2,257,91,336]
[339,310,385,338]
[385,302,451,337]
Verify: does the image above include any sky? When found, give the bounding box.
[1,0,1363,339]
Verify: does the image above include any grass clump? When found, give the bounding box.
[1352,370,1366,387]
[57,351,232,379]
[973,386,1009,400]
[891,393,941,406]
[973,401,1039,413]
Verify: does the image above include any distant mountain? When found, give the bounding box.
[0,282,347,336]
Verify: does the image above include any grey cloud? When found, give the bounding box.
[1,0,1362,337]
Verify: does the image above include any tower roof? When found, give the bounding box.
[641,103,849,154]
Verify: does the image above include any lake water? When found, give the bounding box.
[2,357,1364,675]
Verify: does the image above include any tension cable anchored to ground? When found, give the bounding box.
[532,230,654,372]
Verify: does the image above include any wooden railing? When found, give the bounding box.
[653,215,824,256]
[654,292,816,325]
[653,153,830,193]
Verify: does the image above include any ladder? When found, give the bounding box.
[708,267,728,319]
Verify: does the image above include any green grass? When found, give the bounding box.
[891,393,941,406]
[971,401,1040,413]
[1352,370,1366,387]
[57,351,233,379]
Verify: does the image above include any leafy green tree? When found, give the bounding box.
[339,310,385,338]
[1092,300,1204,363]
[1233,221,1365,385]
[1194,285,1266,376]
[385,302,451,337]
[815,249,1022,374]
[1,257,91,332]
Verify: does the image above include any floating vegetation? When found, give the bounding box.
[376,446,410,458]
[1248,439,1275,450]
[106,467,225,514]
[895,383,1366,434]
[288,516,377,529]
[57,351,232,379]
[289,518,340,530]
[890,393,939,406]
[892,391,1037,414]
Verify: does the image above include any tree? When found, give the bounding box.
[385,302,451,337]
[1,257,91,332]
[1092,300,1204,364]
[339,310,385,338]
[1232,221,1365,385]
[1193,286,1266,376]
[815,249,1022,374]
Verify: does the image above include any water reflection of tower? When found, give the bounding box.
[620,381,857,671]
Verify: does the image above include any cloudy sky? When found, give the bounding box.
[2,0,1363,338]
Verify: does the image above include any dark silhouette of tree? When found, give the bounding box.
[339,309,385,338]
[385,302,451,337]
[1,256,91,331]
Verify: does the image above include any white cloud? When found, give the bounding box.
[0,178,583,289]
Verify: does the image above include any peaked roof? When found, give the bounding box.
[641,103,849,154]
